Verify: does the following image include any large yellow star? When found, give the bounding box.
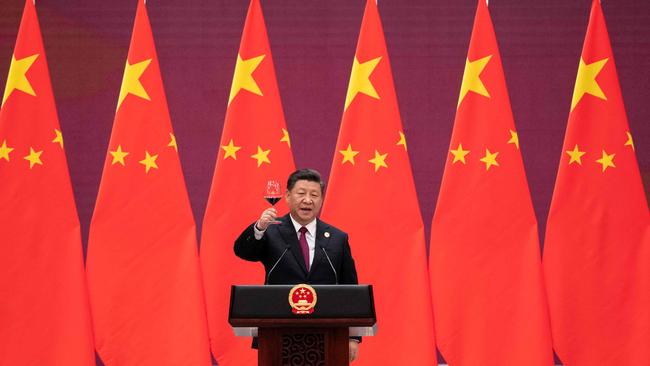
[280,128,291,148]
[450,143,470,164]
[571,57,608,111]
[368,150,388,172]
[339,144,359,165]
[221,139,241,160]
[251,145,271,167]
[168,133,177,152]
[396,131,407,151]
[24,147,43,169]
[345,56,382,110]
[458,55,492,108]
[624,131,634,151]
[117,58,152,110]
[595,149,615,172]
[52,129,64,148]
[2,53,39,107]
[139,151,158,173]
[110,145,129,166]
[507,130,519,149]
[0,140,14,161]
[566,144,586,165]
[479,148,499,171]
[228,54,265,105]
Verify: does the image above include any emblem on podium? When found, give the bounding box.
[288,284,317,314]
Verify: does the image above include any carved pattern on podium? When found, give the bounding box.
[281,333,325,366]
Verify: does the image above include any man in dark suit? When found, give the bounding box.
[234,168,360,361]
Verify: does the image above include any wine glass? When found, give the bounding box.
[264,180,282,206]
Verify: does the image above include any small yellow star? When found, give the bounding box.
[507,130,519,149]
[458,55,492,108]
[339,144,359,165]
[110,145,129,166]
[595,149,615,172]
[368,150,388,172]
[52,129,64,148]
[0,140,14,161]
[479,148,499,171]
[450,143,470,164]
[280,128,291,148]
[345,56,382,110]
[139,151,158,173]
[2,53,39,107]
[565,144,586,165]
[221,139,241,160]
[571,57,608,111]
[251,145,271,167]
[24,147,43,169]
[396,131,407,151]
[117,58,152,110]
[168,133,177,152]
[229,54,265,105]
[624,132,634,151]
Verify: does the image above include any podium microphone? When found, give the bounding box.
[266,245,291,284]
[320,246,338,284]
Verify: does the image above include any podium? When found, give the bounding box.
[229,284,376,366]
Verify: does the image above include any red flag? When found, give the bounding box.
[428,1,553,365]
[320,1,436,364]
[199,0,295,364]
[85,1,211,365]
[0,1,95,365]
[543,1,650,364]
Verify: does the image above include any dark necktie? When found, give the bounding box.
[298,226,310,271]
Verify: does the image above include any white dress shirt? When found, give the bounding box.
[253,215,317,267]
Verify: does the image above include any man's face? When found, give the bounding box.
[285,179,323,226]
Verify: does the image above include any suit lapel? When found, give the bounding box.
[278,215,308,275]
[308,219,331,278]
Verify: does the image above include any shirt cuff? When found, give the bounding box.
[253,222,265,240]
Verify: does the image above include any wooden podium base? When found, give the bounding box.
[258,327,349,366]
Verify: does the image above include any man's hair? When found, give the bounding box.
[287,168,325,192]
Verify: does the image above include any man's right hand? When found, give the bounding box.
[255,207,280,231]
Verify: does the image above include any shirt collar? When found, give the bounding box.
[289,215,317,235]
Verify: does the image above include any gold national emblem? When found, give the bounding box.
[288,284,317,315]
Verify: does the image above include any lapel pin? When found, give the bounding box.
[324,232,330,238]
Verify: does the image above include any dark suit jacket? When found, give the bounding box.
[234,214,358,285]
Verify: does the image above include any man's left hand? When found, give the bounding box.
[349,340,359,362]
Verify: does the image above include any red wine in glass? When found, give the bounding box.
[264,180,282,206]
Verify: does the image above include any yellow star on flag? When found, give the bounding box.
[24,147,43,169]
[595,149,615,172]
[0,140,14,161]
[450,143,470,164]
[339,144,359,165]
[221,139,241,160]
[139,151,158,173]
[571,57,608,111]
[566,144,586,165]
[117,58,152,110]
[52,129,64,148]
[458,55,492,108]
[624,131,634,151]
[168,133,177,152]
[507,130,519,149]
[2,53,39,107]
[368,150,388,172]
[345,56,382,110]
[251,145,271,167]
[479,148,499,171]
[110,145,129,166]
[228,54,265,105]
[396,131,407,151]
[280,128,291,148]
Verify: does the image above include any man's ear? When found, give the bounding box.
[285,189,291,199]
